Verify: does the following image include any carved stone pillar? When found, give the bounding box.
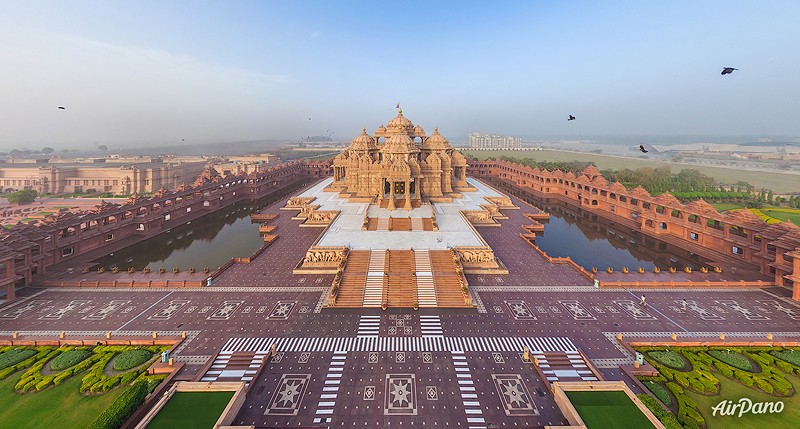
[404,180,412,211]
[388,180,396,211]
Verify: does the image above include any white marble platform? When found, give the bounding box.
[295,178,504,250]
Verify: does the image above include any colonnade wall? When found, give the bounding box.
[0,161,332,300]
[468,160,800,295]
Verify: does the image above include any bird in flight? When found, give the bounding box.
[639,145,649,153]
[567,115,576,121]
[57,106,66,110]
[721,67,738,75]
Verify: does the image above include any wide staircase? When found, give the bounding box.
[414,250,437,307]
[387,250,416,307]
[336,251,369,307]
[332,249,469,308]
[430,250,467,307]
[391,218,412,231]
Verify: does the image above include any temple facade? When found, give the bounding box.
[331,107,468,210]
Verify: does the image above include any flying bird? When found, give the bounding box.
[639,145,649,153]
[721,67,738,75]
[57,106,66,110]
[567,115,576,121]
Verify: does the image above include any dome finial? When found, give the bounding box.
[396,101,402,115]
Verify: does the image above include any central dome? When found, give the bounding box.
[386,109,414,130]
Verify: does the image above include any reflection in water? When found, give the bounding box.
[492,180,707,270]
[93,179,312,270]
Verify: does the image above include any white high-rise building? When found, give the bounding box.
[469,133,522,149]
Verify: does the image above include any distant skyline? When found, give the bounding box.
[1,1,799,149]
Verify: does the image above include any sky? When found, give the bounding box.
[1,1,799,149]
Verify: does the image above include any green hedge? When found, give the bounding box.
[648,350,686,370]
[112,350,153,371]
[643,381,671,406]
[637,394,683,429]
[86,381,148,429]
[772,349,800,367]
[0,349,37,370]
[707,349,754,371]
[51,349,92,371]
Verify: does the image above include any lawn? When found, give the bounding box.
[685,373,800,429]
[758,208,800,225]
[565,390,657,429]
[0,370,127,429]
[144,391,234,429]
[462,149,800,193]
[711,202,748,212]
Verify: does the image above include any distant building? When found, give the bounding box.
[469,133,522,150]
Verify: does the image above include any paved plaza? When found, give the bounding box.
[2,179,799,428]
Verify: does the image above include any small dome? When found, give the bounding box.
[422,127,451,150]
[348,128,377,151]
[414,125,425,134]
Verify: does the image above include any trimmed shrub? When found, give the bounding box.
[674,372,690,388]
[637,394,683,429]
[772,349,800,367]
[754,377,774,394]
[713,359,734,377]
[86,381,148,429]
[735,371,754,387]
[112,349,152,371]
[647,350,686,369]
[51,349,92,371]
[643,381,671,406]
[0,349,37,370]
[708,349,754,371]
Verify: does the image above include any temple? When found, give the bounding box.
[330,106,468,210]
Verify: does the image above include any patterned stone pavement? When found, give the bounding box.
[3,178,800,428]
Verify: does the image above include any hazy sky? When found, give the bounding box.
[1,1,799,149]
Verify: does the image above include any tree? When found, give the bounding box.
[6,189,38,204]
[767,191,774,204]
[97,145,108,151]
[41,147,54,154]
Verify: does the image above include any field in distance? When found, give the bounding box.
[461,149,800,194]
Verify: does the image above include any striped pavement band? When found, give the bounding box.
[220,336,576,353]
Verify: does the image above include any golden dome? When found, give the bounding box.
[348,128,378,151]
[422,127,451,150]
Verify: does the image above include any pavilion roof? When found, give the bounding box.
[590,175,609,187]
[759,221,799,240]
[683,199,720,217]
[0,242,19,261]
[724,209,767,231]
[581,165,602,179]
[652,192,682,207]
[608,182,628,194]
[629,186,651,199]
[772,230,800,250]
[0,229,33,251]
